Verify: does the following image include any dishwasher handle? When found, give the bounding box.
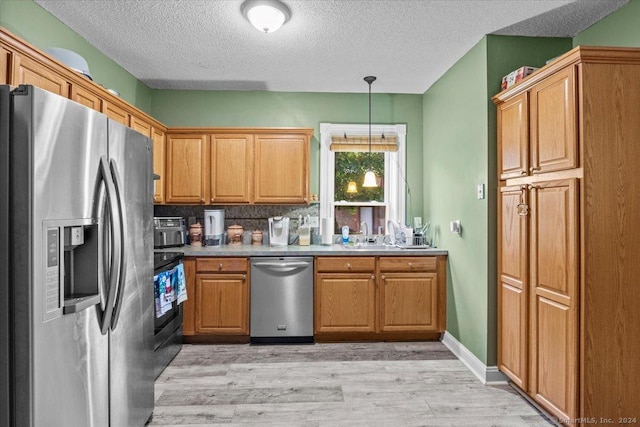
[252,261,311,270]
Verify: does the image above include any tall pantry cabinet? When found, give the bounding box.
[494,46,640,425]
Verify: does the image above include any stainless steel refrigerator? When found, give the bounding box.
[0,85,154,426]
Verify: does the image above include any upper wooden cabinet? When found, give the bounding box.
[494,46,640,424]
[102,101,129,126]
[130,115,152,138]
[498,93,528,179]
[1,27,164,143]
[254,133,310,204]
[210,134,253,204]
[164,128,312,205]
[497,65,577,180]
[1,46,11,84]
[152,128,166,204]
[529,67,577,174]
[12,54,69,97]
[70,84,102,111]
[165,134,208,204]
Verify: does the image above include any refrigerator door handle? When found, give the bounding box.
[98,155,122,335]
[109,159,127,331]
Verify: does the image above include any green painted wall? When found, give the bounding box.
[573,0,640,47]
[422,36,571,364]
[0,0,153,113]
[151,90,424,216]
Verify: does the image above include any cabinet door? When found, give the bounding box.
[498,93,529,180]
[529,178,578,421]
[182,258,196,336]
[498,185,529,389]
[1,46,11,84]
[152,128,166,204]
[210,134,252,204]
[195,273,248,334]
[254,134,309,204]
[102,101,129,126]
[70,84,102,111]
[12,54,69,97]
[315,273,375,333]
[379,272,438,332]
[165,134,207,204]
[130,115,152,138]
[530,67,577,174]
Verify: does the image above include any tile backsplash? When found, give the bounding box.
[154,203,321,244]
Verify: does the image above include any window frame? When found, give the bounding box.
[319,123,407,233]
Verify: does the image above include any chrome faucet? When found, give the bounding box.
[360,221,368,238]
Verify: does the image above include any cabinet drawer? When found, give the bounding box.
[379,257,436,272]
[316,257,375,272]
[197,257,248,273]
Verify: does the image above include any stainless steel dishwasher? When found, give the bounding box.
[250,257,314,344]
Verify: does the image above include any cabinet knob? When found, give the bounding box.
[408,262,413,268]
[346,263,352,270]
[381,274,386,280]
[218,263,223,271]
[371,275,376,280]
[519,170,527,175]
[200,198,205,204]
[529,166,540,173]
[210,198,215,203]
[242,274,247,281]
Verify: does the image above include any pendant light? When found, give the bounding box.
[362,76,378,188]
[241,0,291,33]
[346,181,358,193]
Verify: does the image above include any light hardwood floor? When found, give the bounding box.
[150,342,553,426]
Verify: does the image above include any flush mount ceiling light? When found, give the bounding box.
[241,0,291,33]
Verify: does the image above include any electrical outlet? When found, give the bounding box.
[309,216,319,228]
[477,184,485,200]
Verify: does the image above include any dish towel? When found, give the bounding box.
[174,263,188,304]
[155,270,173,318]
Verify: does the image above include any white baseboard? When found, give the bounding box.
[441,331,508,385]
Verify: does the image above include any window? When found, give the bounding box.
[319,123,406,236]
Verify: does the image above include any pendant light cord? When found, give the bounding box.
[364,76,376,169]
[368,79,372,165]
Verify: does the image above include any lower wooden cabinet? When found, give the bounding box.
[315,273,376,333]
[195,273,248,334]
[314,255,446,340]
[379,272,438,332]
[183,257,249,341]
[183,255,446,343]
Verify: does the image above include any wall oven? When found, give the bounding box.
[153,252,185,379]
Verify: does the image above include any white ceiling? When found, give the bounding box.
[34,0,627,94]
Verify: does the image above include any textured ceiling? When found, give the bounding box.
[34,0,627,94]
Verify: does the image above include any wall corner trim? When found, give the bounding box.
[441,331,508,385]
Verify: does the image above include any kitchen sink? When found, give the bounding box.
[340,244,394,250]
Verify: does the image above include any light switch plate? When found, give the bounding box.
[309,216,319,228]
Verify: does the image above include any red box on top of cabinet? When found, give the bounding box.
[501,66,539,90]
